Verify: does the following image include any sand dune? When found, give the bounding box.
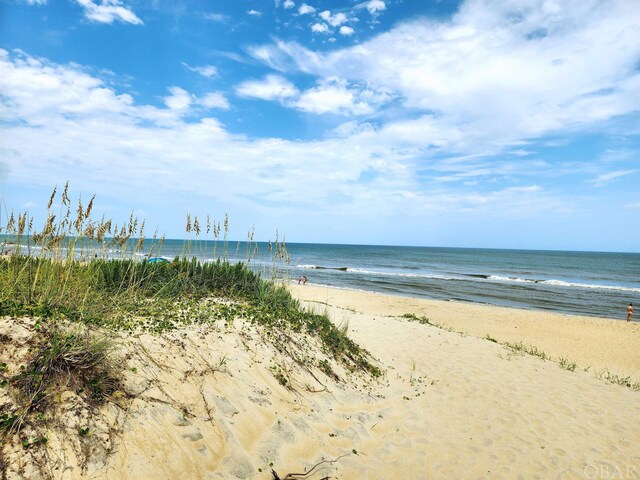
[1,286,639,479]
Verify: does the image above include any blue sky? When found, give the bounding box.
[1,0,639,251]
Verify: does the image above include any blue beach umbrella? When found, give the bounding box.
[146,257,169,263]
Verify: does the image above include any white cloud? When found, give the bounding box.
[311,23,329,33]
[199,92,230,110]
[366,0,386,14]
[182,63,218,78]
[296,83,366,115]
[247,9,261,16]
[293,78,390,115]
[2,0,639,248]
[330,12,348,27]
[319,10,348,27]
[234,69,391,116]
[591,170,637,187]
[510,149,534,157]
[235,74,299,100]
[283,0,295,9]
[254,0,640,153]
[25,0,47,5]
[164,87,192,113]
[160,87,230,114]
[339,26,355,36]
[75,0,143,25]
[299,3,315,15]
[204,13,229,22]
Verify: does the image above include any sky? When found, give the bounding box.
[1,0,639,252]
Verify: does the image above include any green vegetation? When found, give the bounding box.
[401,312,464,334]
[401,312,432,325]
[558,357,577,372]
[595,369,640,391]
[1,185,379,374]
[504,341,548,360]
[1,184,381,443]
[1,323,122,437]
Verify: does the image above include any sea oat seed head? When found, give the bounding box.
[75,197,85,233]
[194,216,201,236]
[17,212,27,236]
[62,181,70,206]
[85,194,96,219]
[47,185,57,210]
[6,211,15,233]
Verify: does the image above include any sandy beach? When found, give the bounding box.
[2,285,639,479]
[289,284,640,382]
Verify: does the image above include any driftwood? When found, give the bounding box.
[271,454,350,480]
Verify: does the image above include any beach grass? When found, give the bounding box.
[0,185,381,442]
[594,369,640,391]
[4,323,122,437]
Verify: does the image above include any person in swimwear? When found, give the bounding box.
[627,303,633,322]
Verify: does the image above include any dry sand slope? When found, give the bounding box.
[1,286,639,479]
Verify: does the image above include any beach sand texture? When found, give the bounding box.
[2,286,639,479]
[289,285,640,382]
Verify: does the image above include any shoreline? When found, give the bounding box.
[293,278,635,321]
[290,283,640,382]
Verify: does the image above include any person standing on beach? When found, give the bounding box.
[627,303,633,322]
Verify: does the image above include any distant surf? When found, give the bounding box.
[296,264,639,294]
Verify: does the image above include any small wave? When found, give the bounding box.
[300,266,640,293]
[489,275,538,283]
[542,279,640,293]
[299,265,348,271]
[338,267,461,281]
[488,275,640,293]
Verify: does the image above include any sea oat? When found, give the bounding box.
[97,219,107,243]
[194,216,201,236]
[17,212,27,236]
[61,181,70,206]
[128,212,136,236]
[85,194,96,218]
[84,222,96,240]
[136,220,146,252]
[75,197,85,234]
[43,213,56,237]
[47,185,57,210]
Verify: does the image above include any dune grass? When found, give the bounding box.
[0,185,381,425]
[4,324,122,437]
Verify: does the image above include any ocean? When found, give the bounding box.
[151,240,640,320]
[5,237,639,320]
